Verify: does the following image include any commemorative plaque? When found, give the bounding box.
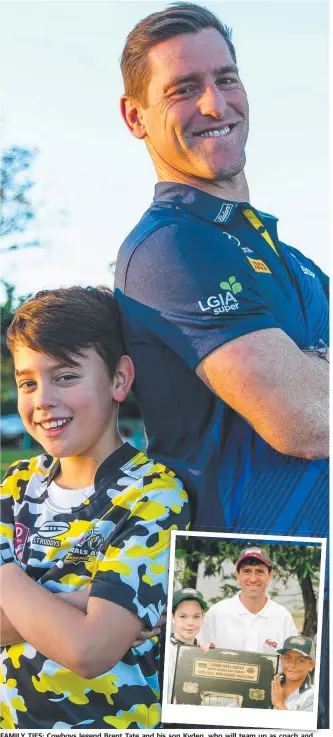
[172,645,279,709]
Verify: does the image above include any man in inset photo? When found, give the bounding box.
[199,547,298,653]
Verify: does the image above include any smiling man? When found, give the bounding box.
[115,1,328,532]
[199,547,297,653]
[115,3,328,724]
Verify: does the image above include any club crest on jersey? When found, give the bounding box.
[64,528,105,563]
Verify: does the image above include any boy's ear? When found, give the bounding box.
[120,95,147,139]
[111,355,135,402]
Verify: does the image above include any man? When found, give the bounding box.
[271,636,316,712]
[115,1,328,533]
[115,2,328,723]
[199,547,297,653]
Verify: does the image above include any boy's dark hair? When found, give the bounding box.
[7,285,124,377]
[121,2,236,105]
[238,557,272,574]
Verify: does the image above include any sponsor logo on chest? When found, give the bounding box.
[265,638,278,649]
[247,257,272,274]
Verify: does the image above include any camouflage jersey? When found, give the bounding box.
[0,443,189,729]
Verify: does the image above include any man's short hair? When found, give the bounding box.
[7,285,124,377]
[120,2,236,106]
[237,556,273,573]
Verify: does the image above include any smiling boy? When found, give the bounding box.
[271,636,315,712]
[0,286,189,729]
[167,588,212,704]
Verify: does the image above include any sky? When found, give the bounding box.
[0,0,329,299]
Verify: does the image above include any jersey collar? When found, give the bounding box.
[154,183,279,227]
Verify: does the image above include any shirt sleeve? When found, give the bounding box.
[119,220,281,370]
[89,471,189,629]
[0,461,21,565]
[286,244,329,302]
[284,612,299,641]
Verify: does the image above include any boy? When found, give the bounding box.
[271,636,315,711]
[0,286,189,729]
[167,588,211,703]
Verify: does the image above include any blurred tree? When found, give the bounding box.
[1,280,32,414]
[0,146,40,253]
[1,145,41,414]
[175,538,321,638]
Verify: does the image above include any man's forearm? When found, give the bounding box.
[0,607,24,646]
[198,328,329,459]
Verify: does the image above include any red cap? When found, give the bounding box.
[236,547,272,571]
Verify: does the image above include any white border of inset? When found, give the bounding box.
[162,531,326,730]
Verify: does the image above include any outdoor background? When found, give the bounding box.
[172,536,322,638]
[0,1,329,472]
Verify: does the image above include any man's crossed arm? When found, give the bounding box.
[197,328,329,459]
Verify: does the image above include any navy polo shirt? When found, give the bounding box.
[115,183,328,543]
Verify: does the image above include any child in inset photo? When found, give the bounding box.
[167,588,213,703]
[0,286,189,730]
[271,635,315,712]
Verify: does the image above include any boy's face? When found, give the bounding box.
[14,345,129,462]
[172,599,204,643]
[281,650,315,683]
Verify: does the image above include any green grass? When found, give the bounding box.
[1,447,43,478]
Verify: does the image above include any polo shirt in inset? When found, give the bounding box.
[198,592,298,654]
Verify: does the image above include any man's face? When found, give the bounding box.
[235,562,273,600]
[281,650,315,684]
[139,27,249,183]
[172,599,204,643]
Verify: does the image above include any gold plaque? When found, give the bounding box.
[183,681,199,694]
[249,688,265,701]
[201,691,243,707]
[193,659,259,682]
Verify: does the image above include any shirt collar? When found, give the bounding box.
[171,632,197,646]
[153,182,278,226]
[44,443,136,489]
[236,591,271,617]
[299,674,312,693]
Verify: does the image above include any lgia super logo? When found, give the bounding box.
[198,276,242,315]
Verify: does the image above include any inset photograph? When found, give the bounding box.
[162,532,325,730]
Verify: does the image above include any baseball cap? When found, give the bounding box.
[172,588,207,612]
[236,547,272,570]
[277,635,315,658]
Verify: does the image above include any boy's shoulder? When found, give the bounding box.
[104,447,189,506]
[120,448,184,482]
[1,453,55,498]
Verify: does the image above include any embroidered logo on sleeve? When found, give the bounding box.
[247,257,271,274]
[14,522,30,561]
[198,277,242,315]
